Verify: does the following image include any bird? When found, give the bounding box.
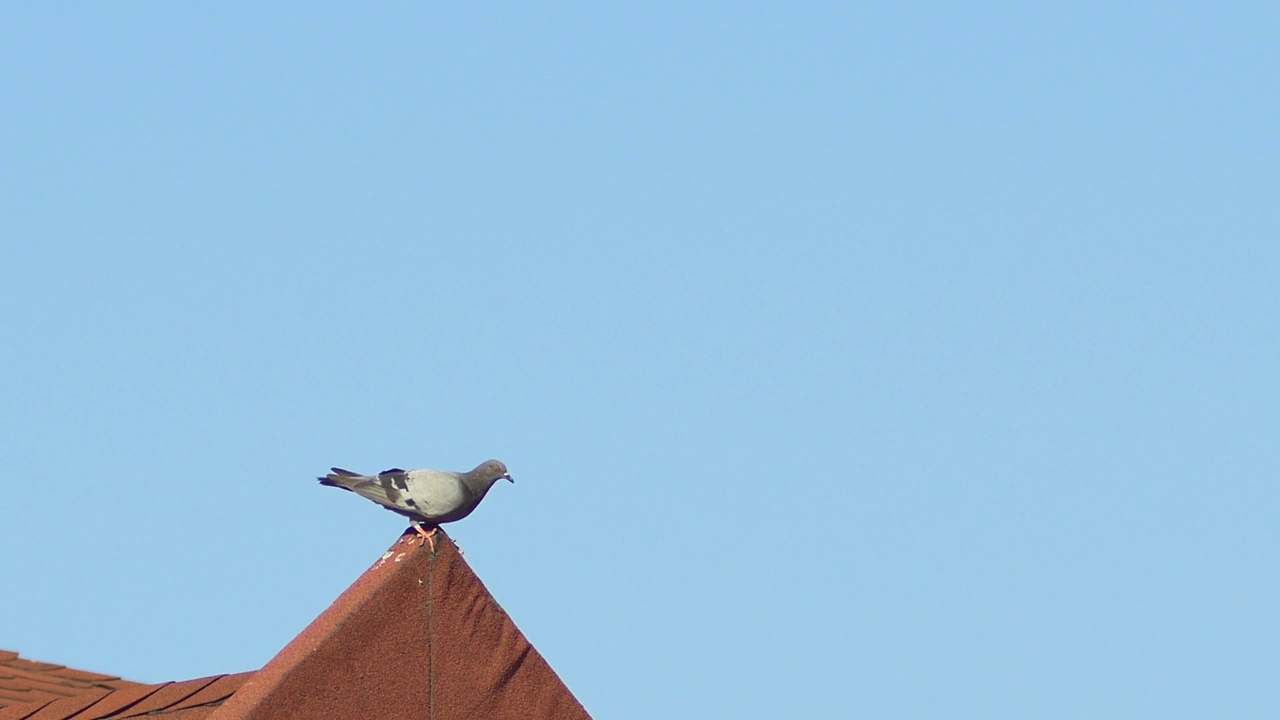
[319,459,513,551]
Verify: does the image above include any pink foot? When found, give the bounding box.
[413,524,438,553]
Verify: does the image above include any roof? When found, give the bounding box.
[0,652,249,720]
[2,529,589,720]
[0,650,136,712]
[0,650,141,708]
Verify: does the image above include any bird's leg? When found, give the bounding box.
[412,522,438,553]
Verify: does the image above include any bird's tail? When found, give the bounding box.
[318,467,364,490]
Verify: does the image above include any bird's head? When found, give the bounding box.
[477,459,514,484]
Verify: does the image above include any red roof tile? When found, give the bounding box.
[0,690,73,707]
[23,693,106,720]
[0,699,54,720]
[0,651,140,709]
[125,708,213,720]
[62,682,165,719]
[39,671,121,687]
[0,677,95,699]
[159,674,250,714]
[0,673,249,720]
[113,677,217,718]
[3,662,61,675]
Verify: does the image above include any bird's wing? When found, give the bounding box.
[319,468,424,517]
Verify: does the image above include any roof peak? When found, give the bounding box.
[206,529,590,720]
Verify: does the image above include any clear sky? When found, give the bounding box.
[2,4,1276,718]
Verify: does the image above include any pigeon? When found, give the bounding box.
[319,459,513,550]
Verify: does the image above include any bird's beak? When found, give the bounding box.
[504,473,514,483]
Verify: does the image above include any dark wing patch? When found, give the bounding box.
[378,476,401,502]
[376,471,411,501]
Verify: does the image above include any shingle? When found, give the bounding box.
[0,699,53,720]
[140,707,221,720]
[114,679,211,718]
[22,692,107,720]
[0,666,246,720]
[0,676,93,698]
[163,675,251,713]
[42,671,131,688]
[0,691,72,707]
[0,679,75,696]
[3,663,61,676]
[64,683,164,720]
[0,653,139,705]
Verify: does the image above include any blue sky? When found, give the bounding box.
[2,3,1276,717]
